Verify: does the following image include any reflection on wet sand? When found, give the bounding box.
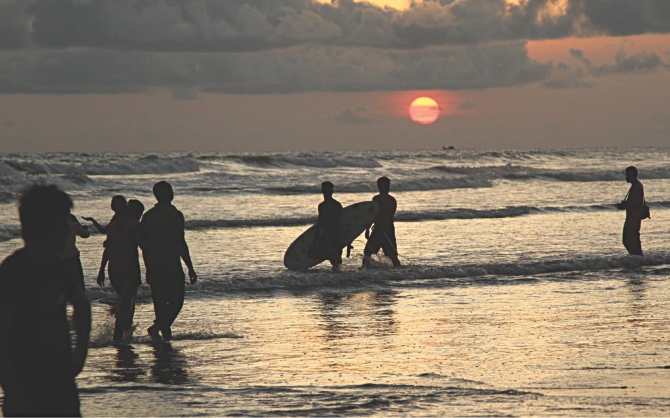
[111,345,146,383]
[315,290,398,341]
[151,343,190,385]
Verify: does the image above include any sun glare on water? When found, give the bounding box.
[409,97,440,125]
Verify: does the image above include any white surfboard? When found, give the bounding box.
[284,201,378,271]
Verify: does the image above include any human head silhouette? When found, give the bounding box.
[625,166,638,184]
[153,181,174,203]
[127,199,145,221]
[377,177,391,195]
[111,195,127,214]
[19,184,73,252]
[321,181,334,199]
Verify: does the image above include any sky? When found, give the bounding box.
[0,0,669,152]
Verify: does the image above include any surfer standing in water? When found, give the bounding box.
[363,177,401,268]
[310,181,343,272]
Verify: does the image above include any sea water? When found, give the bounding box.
[0,148,669,416]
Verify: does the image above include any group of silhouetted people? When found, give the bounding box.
[310,177,402,272]
[0,166,649,416]
[0,181,197,416]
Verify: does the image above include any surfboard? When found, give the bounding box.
[283,201,379,271]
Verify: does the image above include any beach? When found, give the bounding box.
[1,148,669,415]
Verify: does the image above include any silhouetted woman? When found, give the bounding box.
[98,199,144,342]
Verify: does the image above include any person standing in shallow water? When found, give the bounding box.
[139,182,197,342]
[363,177,401,268]
[97,199,145,342]
[0,185,91,417]
[310,181,343,272]
[617,166,646,256]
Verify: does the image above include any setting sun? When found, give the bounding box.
[409,97,440,125]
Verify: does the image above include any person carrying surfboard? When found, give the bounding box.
[309,181,343,272]
[362,177,401,268]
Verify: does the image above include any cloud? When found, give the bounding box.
[458,101,478,110]
[0,0,668,53]
[0,41,552,94]
[591,49,663,75]
[542,47,669,89]
[0,1,32,50]
[336,108,373,124]
[582,0,670,37]
[0,1,668,96]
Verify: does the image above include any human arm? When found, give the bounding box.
[97,249,108,287]
[313,203,324,239]
[67,286,91,376]
[81,217,106,234]
[176,214,197,284]
[75,223,90,239]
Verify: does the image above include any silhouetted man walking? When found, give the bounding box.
[310,181,343,272]
[617,166,646,256]
[0,185,91,417]
[363,177,401,267]
[140,182,197,341]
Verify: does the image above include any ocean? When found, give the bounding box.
[1,148,669,416]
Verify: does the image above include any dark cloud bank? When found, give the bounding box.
[0,0,669,94]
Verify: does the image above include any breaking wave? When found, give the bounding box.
[178,201,670,232]
[266,177,492,194]
[1,156,199,176]
[0,226,22,243]
[184,253,670,293]
[228,154,382,169]
[430,164,670,182]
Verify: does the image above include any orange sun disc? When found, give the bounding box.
[409,97,440,125]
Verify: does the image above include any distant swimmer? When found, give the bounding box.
[97,199,145,342]
[56,214,90,291]
[82,195,127,234]
[309,181,343,272]
[0,185,91,417]
[139,182,197,342]
[617,166,648,256]
[362,177,401,268]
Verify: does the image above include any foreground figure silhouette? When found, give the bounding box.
[0,185,91,417]
[140,182,197,342]
[617,166,646,256]
[98,199,145,342]
[309,182,343,272]
[363,177,401,267]
[56,214,90,291]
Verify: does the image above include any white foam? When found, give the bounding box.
[186,252,670,293]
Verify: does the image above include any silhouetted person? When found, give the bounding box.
[363,177,401,267]
[82,194,127,234]
[309,181,343,272]
[617,166,645,256]
[97,199,145,342]
[56,214,90,291]
[139,182,197,342]
[0,185,91,417]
